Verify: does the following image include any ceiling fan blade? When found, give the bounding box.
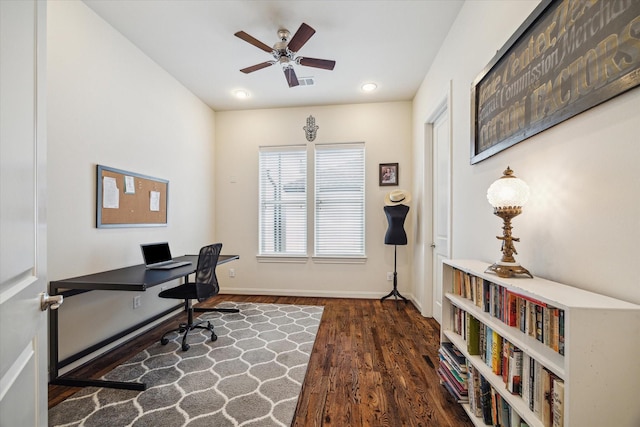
[234,31,273,53]
[287,23,315,53]
[284,67,299,88]
[299,57,336,71]
[240,61,274,74]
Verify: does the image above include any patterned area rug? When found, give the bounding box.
[49,302,324,427]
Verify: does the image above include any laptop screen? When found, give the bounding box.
[141,242,172,266]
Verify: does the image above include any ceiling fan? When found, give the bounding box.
[234,23,336,88]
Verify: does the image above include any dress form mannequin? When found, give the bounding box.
[384,204,409,245]
[381,190,411,305]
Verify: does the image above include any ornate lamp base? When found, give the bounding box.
[486,262,533,278]
[487,204,533,279]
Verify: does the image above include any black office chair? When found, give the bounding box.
[158,243,223,351]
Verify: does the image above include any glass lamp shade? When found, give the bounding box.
[487,167,530,208]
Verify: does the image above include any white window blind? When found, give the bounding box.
[259,146,307,255]
[315,143,365,256]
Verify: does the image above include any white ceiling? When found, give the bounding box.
[83,0,464,112]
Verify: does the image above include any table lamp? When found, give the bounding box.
[486,167,533,278]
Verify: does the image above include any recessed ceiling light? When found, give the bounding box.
[234,90,249,99]
[361,83,377,92]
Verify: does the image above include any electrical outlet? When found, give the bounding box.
[229,268,235,278]
[387,272,394,281]
[133,295,141,309]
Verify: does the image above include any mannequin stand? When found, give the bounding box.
[381,245,408,307]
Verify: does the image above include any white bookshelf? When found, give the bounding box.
[440,259,640,427]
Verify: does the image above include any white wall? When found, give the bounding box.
[47,1,217,362]
[215,102,413,298]
[413,0,640,308]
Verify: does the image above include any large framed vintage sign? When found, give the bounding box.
[470,0,640,164]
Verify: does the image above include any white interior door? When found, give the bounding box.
[431,104,451,324]
[0,1,49,425]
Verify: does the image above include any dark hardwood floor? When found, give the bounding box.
[49,295,474,426]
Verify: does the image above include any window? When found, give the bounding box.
[315,143,365,257]
[258,146,306,255]
[258,143,365,259]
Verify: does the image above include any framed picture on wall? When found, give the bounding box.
[379,163,398,186]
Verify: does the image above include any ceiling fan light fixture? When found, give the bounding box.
[361,82,377,92]
[235,23,335,89]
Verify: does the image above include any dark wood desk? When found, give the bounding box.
[49,254,238,390]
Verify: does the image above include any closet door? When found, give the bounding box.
[430,100,451,324]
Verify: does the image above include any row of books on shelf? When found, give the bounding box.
[444,320,566,427]
[440,340,565,427]
[451,268,565,355]
[467,364,530,427]
[438,342,469,402]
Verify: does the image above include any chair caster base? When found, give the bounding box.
[160,320,218,350]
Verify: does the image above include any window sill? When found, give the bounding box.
[255,255,368,264]
[256,255,308,264]
[312,256,367,264]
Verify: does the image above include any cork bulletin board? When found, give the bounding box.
[96,165,168,228]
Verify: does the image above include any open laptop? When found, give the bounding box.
[141,242,192,270]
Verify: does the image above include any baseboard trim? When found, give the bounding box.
[219,286,418,304]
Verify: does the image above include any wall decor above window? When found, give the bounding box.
[470,0,640,164]
[304,115,319,141]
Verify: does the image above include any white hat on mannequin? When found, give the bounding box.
[384,189,412,206]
